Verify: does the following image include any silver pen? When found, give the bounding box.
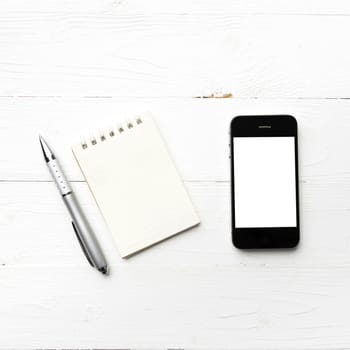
[39,135,109,275]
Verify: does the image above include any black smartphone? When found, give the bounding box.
[230,115,299,249]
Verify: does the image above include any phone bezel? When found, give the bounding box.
[230,115,300,249]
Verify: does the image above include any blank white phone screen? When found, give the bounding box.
[233,137,297,228]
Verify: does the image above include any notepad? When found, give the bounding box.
[72,112,200,258]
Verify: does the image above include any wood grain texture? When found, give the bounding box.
[1,0,350,14]
[1,0,350,348]
[0,8,349,98]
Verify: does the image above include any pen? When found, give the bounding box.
[39,135,109,275]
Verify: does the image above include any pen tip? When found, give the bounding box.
[38,134,53,162]
[39,135,45,147]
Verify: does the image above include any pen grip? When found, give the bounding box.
[63,193,107,269]
[47,159,72,196]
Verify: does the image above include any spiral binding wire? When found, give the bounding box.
[80,117,143,150]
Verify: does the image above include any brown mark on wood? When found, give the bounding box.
[194,92,233,99]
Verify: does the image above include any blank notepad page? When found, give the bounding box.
[72,113,200,258]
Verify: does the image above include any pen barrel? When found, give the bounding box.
[63,193,108,270]
[47,159,72,196]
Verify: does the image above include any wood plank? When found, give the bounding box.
[0,13,349,98]
[1,180,350,348]
[1,180,349,267]
[1,265,350,349]
[0,97,349,182]
[1,0,350,14]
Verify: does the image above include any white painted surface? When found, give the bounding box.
[1,0,350,348]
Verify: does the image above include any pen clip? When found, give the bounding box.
[71,222,94,267]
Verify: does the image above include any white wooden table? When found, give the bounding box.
[1,1,350,348]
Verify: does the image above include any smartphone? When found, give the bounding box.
[230,115,299,249]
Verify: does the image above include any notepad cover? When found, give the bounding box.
[72,113,200,257]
